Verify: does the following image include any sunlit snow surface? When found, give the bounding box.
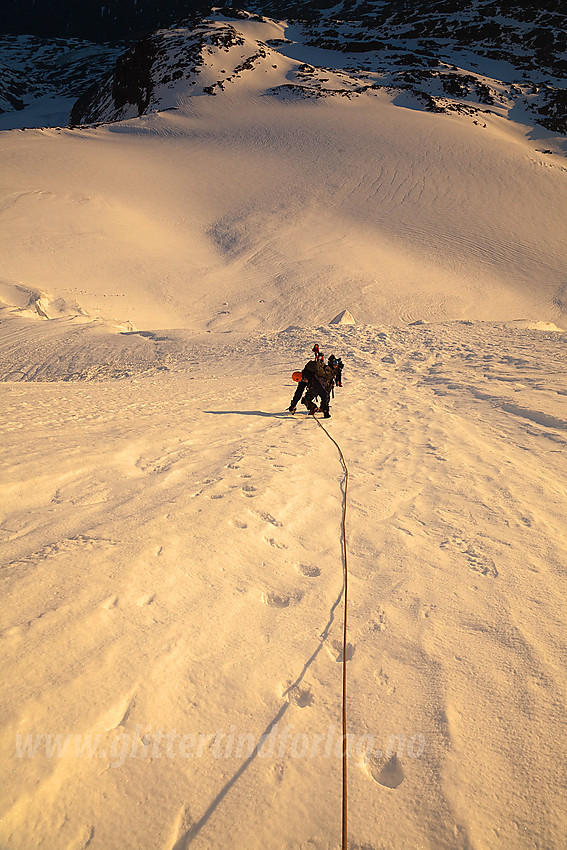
[1,10,567,850]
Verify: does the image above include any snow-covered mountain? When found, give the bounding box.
[64,7,567,135]
[1,1,566,133]
[0,35,123,129]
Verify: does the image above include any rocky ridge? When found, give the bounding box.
[1,1,566,135]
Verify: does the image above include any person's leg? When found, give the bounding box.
[303,387,319,414]
[289,380,306,412]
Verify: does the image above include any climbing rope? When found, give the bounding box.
[316,419,350,850]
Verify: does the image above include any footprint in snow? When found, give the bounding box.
[283,682,314,708]
[270,763,285,784]
[440,536,498,577]
[375,668,396,695]
[368,609,387,632]
[365,753,405,789]
[425,442,447,462]
[101,595,118,610]
[68,824,94,850]
[262,590,303,608]
[257,511,283,527]
[297,564,321,578]
[326,639,355,662]
[136,594,155,607]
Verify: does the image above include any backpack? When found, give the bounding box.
[303,360,323,377]
[303,360,333,392]
[320,364,335,390]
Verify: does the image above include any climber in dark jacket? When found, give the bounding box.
[301,359,334,418]
[327,354,344,386]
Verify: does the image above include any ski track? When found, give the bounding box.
[1,321,566,849]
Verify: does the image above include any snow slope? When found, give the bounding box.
[2,98,567,334]
[2,14,566,332]
[1,322,567,850]
[1,9,567,850]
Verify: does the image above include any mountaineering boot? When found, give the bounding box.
[288,406,296,414]
[324,411,331,418]
[308,404,317,415]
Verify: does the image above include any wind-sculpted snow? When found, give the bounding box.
[1,74,566,335]
[1,321,567,848]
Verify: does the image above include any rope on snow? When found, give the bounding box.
[316,419,350,850]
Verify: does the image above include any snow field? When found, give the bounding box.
[1,321,566,848]
[2,88,566,336]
